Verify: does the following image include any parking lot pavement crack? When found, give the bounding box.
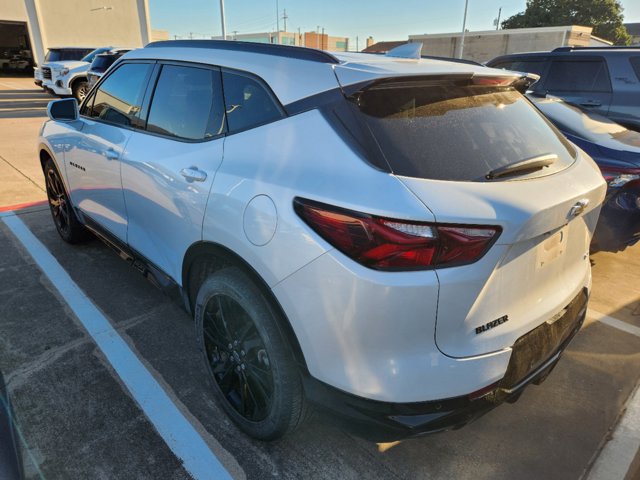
[5,336,90,390]
[0,152,45,193]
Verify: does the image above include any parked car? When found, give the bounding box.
[34,47,96,90]
[87,49,133,88]
[528,93,640,252]
[45,47,112,101]
[40,40,606,441]
[487,46,640,132]
[0,370,24,480]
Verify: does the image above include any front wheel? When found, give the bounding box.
[72,80,89,102]
[195,267,309,440]
[44,158,89,243]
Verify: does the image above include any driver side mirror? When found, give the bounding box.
[47,98,78,121]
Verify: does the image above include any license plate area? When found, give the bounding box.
[499,289,588,390]
[536,225,568,270]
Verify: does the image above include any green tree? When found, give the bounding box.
[502,0,631,45]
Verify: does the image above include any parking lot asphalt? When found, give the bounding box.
[0,76,639,480]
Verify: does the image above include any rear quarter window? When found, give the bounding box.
[221,71,284,132]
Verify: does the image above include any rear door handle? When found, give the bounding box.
[105,148,119,160]
[580,100,602,107]
[180,167,207,182]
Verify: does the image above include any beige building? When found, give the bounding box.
[303,32,349,52]
[1,0,153,66]
[409,25,612,63]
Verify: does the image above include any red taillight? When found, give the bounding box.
[600,166,640,186]
[294,198,500,271]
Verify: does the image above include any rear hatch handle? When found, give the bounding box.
[486,153,558,180]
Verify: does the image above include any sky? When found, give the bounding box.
[148,0,640,47]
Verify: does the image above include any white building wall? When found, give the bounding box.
[1,0,151,64]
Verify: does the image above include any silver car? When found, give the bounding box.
[39,40,606,441]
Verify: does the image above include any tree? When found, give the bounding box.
[501,0,631,45]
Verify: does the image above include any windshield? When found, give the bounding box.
[44,49,91,62]
[350,81,576,181]
[81,47,111,63]
[530,96,640,152]
[90,55,116,73]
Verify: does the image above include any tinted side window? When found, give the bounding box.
[545,59,611,92]
[146,65,226,141]
[222,71,283,132]
[631,57,640,82]
[87,63,151,127]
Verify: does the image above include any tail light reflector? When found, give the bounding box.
[294,198,500,271]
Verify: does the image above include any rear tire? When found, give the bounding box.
[195,267,309,440]
[44,158,89,244]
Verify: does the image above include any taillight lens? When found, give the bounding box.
[600,166,640,188]
[294,198,500,271]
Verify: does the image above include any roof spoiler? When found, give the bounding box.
[386,43,422,59]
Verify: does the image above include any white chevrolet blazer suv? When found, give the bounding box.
[39,40,607,441]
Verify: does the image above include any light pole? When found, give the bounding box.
[457,0,469,59]
[275,0,280,44]
[219,0,227,40]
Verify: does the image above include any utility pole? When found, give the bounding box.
[276,0,280,37]
[219,0,226,40]
[457,0,469,59]
[321,26,325,50]
[316,26,320,49]
[232,30,238,40]
[189,32,193,40]
[282,9,288,32]
[356,36,359,52]
[495,7,502,30]
[297,27,301,46]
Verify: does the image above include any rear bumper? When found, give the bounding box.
[305,289,588,442]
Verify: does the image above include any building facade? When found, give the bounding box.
[1,0,152,68]
[409,25,610,63]
[303,32,349,52]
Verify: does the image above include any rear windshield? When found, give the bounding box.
[45,49,91,62]
[81,47,110,63]
[90,55,116,73]
[351,82,576,181]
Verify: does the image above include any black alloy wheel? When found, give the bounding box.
[195,268,309,440]
[202,294,275,421]
[45,164,71,237]
[44,158,89,243]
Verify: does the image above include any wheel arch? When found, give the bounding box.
[70,75,88,90]
[182,241,309,371]
[39,143,55,170]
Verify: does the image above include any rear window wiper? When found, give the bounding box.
[486,153,558,180]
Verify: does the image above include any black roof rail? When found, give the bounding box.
[145,40,340,64]
[552,45,640,52]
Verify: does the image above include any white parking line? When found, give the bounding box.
[588,309,640,338]
[1,213,233,480]
[586,384,640,480]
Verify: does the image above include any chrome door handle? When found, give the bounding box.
[180,167,207,182]
[104,149,119,160]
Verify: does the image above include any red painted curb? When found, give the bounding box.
[0,199,48,213]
